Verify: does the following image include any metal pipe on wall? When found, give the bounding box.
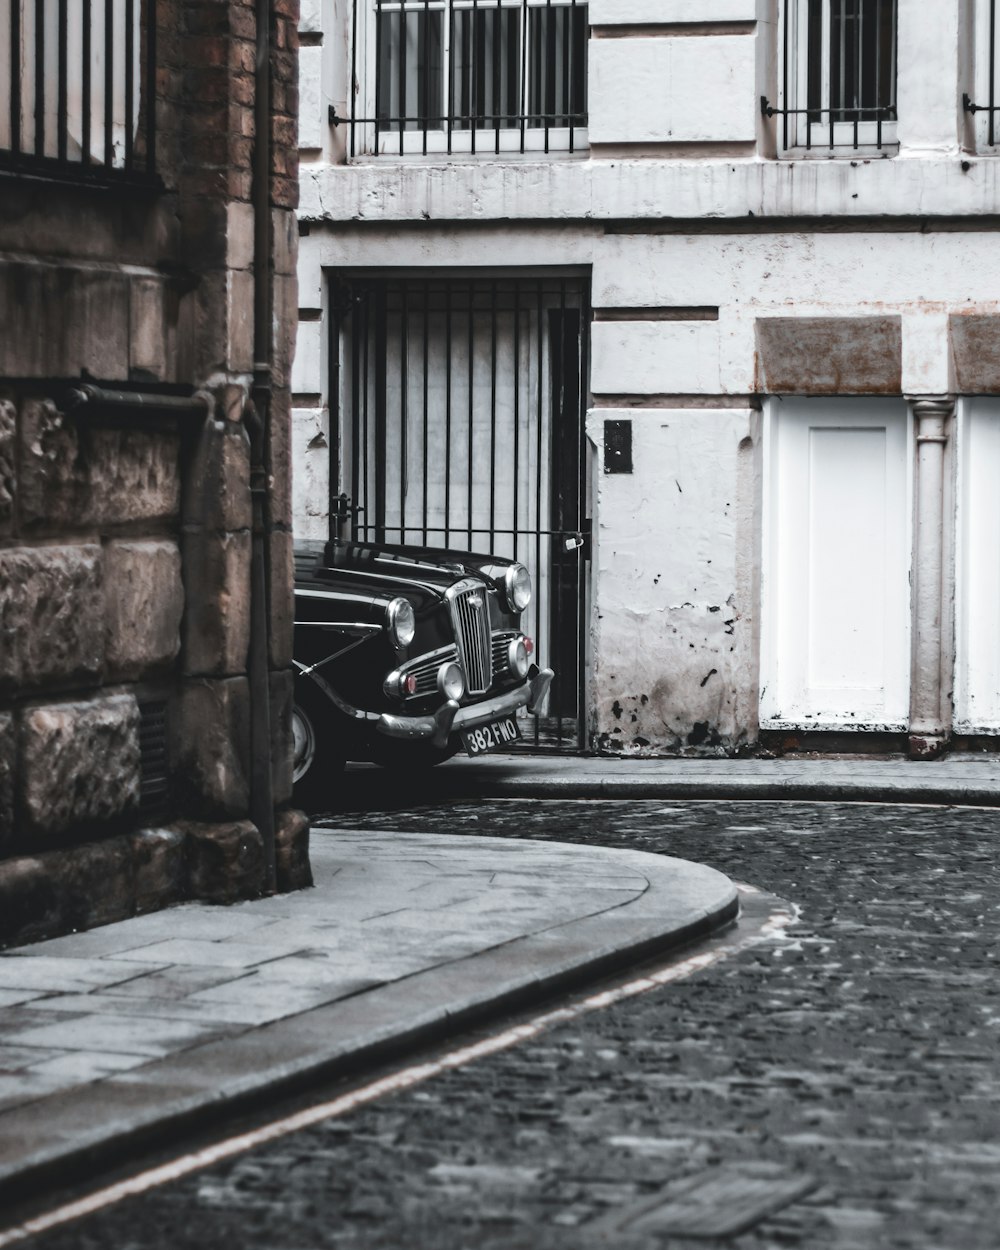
[249,0,276,892]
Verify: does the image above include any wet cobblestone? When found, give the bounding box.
[32,799,1000,1249]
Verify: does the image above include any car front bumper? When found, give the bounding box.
[377,665,555,749]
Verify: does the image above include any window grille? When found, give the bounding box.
[0,0,156,182]
[340,0,588,157]
[335,274,591,749]
[965,0,999,148]
[762,0,897,154]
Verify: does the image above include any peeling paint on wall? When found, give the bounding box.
[589,407,759,755]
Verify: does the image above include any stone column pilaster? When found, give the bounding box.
[908,397,955,759]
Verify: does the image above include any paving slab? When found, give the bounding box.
[0,830,737,1201]
[355,752,1000,806]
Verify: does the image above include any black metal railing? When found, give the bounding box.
[336,0,588,157]
[1,0,157,182]
[763,0,897,153]
[334,275,591,750]
[965,0,999,146]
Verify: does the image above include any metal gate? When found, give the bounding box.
[330,273,591,750]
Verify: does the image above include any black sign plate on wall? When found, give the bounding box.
[604,419,633,474]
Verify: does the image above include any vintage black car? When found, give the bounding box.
[292,540,554,805]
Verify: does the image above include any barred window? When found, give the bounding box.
[343,0,588,157]
[0,0,156,182]
[764,0,897,154]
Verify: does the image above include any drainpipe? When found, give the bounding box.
[908,397,954,760]
[66,384,212,423]
[248,0,276,891]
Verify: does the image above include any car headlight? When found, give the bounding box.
[437,661,465,701]
[386,598,416,648]
[503,563,532,613]
[507,637,529,680]
[383,669,419,700]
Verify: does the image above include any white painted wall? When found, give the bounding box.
[589,407,760,752]
[300,227,1000,400]
[896,0,965,155]
[292,404,331,543]
[294,0,1000,749]
[591,321,723,395]
[301,155,1000,227]
[589,35,758,146]
[589,0,758,21]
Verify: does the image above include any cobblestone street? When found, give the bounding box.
[28,798,1000,1250]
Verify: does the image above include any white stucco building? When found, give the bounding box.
[293,0,1000,757]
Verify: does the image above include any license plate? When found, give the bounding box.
[460,715,522,756]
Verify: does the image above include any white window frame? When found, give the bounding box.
[348,0,588,158]
[778,0,898,157]
[968,0,1000,151]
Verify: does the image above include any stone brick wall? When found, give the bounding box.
[0,0,306,947]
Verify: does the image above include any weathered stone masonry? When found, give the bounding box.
[0,0,309,947]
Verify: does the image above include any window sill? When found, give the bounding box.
[0,156,162,194]
[340,125,589,161]
[344,147,590,166]
[761,718,908,733]
[775,145,898,161]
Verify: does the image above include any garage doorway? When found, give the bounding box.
[330,273,592,751]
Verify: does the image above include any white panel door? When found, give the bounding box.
[955,398,1000,731]
[762,398,911,729]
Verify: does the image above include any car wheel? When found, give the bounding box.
[292,684,344,811]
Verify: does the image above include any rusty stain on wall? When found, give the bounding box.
[950,315,1000,392]
[755,317,903,395]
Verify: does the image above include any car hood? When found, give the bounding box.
[299,540,517,598]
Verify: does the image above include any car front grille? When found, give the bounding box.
[405,646,459,698]
[452,585,493,696]
[491,631,519,678]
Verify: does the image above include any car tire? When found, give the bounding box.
[292,681,345,811]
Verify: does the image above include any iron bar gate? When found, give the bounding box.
[331,274,591,751]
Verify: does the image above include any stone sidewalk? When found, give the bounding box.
[350,751,1000,807]
[0,829,736,1201]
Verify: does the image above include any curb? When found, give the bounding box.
[334,759,1000,809]
[435,778,1000,806]
[0,842,737,1204]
